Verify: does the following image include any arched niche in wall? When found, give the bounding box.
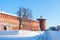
[4,26,7,30]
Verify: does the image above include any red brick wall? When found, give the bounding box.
[40,19,46,30]
[0,13,40,31]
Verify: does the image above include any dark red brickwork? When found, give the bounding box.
[0,13,46,31]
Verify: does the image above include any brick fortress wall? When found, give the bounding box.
[0,13,40,31]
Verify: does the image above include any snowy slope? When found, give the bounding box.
[0,30,60,40]
[37,31,60,40]
[18,30,45,37]
[47,31,60,40]
[0,30,45,37]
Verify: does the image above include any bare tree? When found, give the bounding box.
[17,7,32,29]
[22,8,32,18]
[17,8,21,29]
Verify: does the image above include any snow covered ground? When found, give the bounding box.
[37,31,60,40]
[0,30,45,37]
[46,31,60,40]
[18,30,45,37]
[0,30,60,40]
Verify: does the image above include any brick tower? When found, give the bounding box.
[37,15,46,31]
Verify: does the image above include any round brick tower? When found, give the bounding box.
[37,16,46,31]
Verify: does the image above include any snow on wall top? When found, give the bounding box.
[0,11,39,22]
[0,11,17,17]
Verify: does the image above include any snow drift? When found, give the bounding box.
[0,30,60,40]
[0,30,45,37]
[46,31,60,40]
[37,31,60,40]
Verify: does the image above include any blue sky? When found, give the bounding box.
[0,0,60,28]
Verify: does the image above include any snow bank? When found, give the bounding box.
[37,31,60,40]
[0,30,45,37]
[0,30,60,40]
[18,30,45,37]
[0,30,18,35]
[47,31,60,40]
